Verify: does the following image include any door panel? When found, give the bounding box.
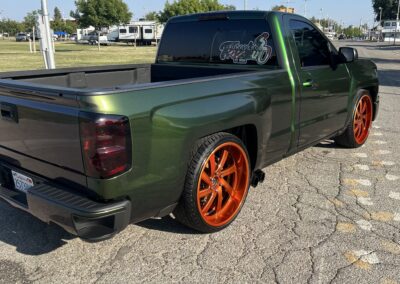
[285,17,351,146]
[298,65,350,145]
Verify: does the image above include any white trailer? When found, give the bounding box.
[116,21,164,45]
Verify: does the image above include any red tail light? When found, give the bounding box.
[79,112,132,179]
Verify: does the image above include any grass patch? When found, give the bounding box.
[0,39,157,72]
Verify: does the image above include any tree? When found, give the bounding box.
[372,0,398,22]
[272,5,287,11]
[52,7,64,32]
[23,10,41,32]
[158,0,236,23]
[54,7,63,22]
[0,19,25,35]
[144,11,160,21]
[74,0,132,29]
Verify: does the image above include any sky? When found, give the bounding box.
[0,0,376,27]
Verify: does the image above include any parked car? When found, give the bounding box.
[0,11,379,241]
[15,33,29,42]
[338,34,346,40]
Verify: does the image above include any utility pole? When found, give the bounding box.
[304,0,308,18]
[41,0,56,69]
[394,0,400,45]
[244,0,247,10]
[319,8,323,26]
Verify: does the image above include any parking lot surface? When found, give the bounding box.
[0,41,399,284]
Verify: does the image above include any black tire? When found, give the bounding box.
[334,90,373,148]
[173,132,251,233]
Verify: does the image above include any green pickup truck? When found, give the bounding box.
[0,11,379,241]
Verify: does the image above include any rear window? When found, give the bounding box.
[157,19,279,68]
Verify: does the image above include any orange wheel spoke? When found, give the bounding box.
[218,150,229,170]
[216,188,223,213]
[220,178,234,196]
[209,154,216,176]
[199,188,212,198]
[221,165,237,177]
[202,192,216,214]
[201,172,212,186]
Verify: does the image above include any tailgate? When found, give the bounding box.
[0,85,84,180]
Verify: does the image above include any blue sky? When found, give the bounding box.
[0,0,375,27]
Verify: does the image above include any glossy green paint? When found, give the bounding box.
[271,14,297,150]
[0,11,378,224]
[75,12,378,222]
[79,67,294,220]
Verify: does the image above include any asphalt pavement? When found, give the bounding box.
[0,41,399,284]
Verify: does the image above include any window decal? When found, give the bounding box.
[219,32,273,65]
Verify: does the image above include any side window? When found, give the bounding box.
[129,27,137,33]
[120,29,127,34]
[289,20,331,67]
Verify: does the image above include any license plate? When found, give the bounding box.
[12,170,34,193]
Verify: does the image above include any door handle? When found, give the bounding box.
[302,79,314,88]
[0,103,19,123]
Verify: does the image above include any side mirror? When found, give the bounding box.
[339,47,358,63]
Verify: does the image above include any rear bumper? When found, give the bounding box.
[0,170,131,241]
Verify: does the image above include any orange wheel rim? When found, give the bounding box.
[353,95,373,145]
[197,142,250,227]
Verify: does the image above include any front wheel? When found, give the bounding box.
[334,90,373,148]
[174,133,251,233]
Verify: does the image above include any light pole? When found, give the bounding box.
[304,0,308,18]
[244,0,247,10]
[41,0,56,69]
[379,7,383,24]
[394,0,400,45]
[319,8,323,26]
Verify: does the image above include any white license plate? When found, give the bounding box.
[12,170,34,193]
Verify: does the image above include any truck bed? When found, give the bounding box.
[0,63,257,92]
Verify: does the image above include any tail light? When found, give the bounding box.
[79,112,132,179]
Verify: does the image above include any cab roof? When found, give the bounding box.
[168,10,275,23]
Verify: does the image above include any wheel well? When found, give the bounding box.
[363,86,379,120]
[224,125,258,170]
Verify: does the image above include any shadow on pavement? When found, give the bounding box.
[0,201,73,255]
[137,215,200,235]
[378,69,400,88]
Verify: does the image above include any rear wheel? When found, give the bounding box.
[334,90,373,148]
[174,133,251,233]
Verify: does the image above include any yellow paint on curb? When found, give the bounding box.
[337,222,356,233]
[346,189,369,197]
[381,240,400,255]
[344,251,371,270]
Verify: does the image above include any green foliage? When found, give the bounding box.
[144,11,160,21]
[342,26,363,38]
[0,19,25,35]
[74,0,132,29]
[158,0,236,23]
[309,17,339,29]
[54,7,63,22]
[271,5,287,11]
[50,6,78,34]
[372,0,399,22]
[23,10,41,31]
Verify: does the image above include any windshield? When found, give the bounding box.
[157,19,279,68]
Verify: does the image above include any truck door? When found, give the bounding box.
[284,16,351,147]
